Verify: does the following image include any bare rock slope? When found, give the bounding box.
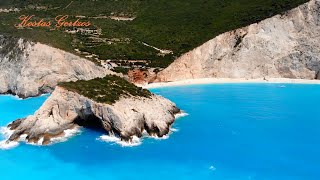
[157,0,320,81]
[7,87,180,145]
[0,35,110,98]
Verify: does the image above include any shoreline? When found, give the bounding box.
[142,78,320,89]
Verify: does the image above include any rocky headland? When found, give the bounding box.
[1,0,319,147]
[5,76,180,145]
[156,0,320,82]
[0,35,112,98]
[0,35,180,146]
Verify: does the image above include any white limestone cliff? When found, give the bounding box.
[157,0,320,82]
[6,86,180,145]
[0,35,111,98]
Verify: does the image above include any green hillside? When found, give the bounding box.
[0,0,309,68]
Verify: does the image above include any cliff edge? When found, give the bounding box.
[0,35,111,98]
[157,0,320,81]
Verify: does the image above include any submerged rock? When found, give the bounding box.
[7,86,180,145]
[157,0,320,81]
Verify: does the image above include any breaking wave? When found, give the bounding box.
[98,125,181,147]
[1,110,188,149]
[98,135,142,147]
[0,126,19,150]
[50,128,82,144]
[175,111,189,119]
[0,126,81,149]
[0,140,19,150]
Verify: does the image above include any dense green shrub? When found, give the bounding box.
[59,75,151,104]
[112,67,130,75]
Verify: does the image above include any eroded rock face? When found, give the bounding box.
[157,0,320,81]
[7,87,180,145]
[128,68,158,84]
[0,35,111,98]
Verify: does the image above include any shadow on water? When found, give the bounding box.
[43,120,194,166]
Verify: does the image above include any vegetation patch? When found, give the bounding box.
[0,0,309,69]
[112,67,131,75]
[59,75,151,104]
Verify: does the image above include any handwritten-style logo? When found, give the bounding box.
[15,15,91,28]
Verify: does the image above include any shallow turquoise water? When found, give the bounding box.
[1,84,320,180]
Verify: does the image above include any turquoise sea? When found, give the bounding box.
[1,83,320,180]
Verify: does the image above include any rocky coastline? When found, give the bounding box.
[0,35,180,146]
[1,0,319,147]
[6,86,180,145]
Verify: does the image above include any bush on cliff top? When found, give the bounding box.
[58,75,151,104]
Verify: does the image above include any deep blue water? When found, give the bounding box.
[1,84,320,180]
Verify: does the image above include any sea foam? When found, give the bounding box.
[97,111,189,147]
[98,125,181,147]
[0,140,19,150]
[98,135,142,147]
[0,126,14,138]
[1,110,188,149]
[0,126,81,149]
[0,126,19,150]
[50,128,82,144]
[175,111,189,119]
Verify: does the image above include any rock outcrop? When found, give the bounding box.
[157,0,320,81]
[0,35,111,98]
[7,87,180,145]
[128,68,158,84]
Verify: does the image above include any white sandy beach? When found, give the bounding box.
[142,78,320,89]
